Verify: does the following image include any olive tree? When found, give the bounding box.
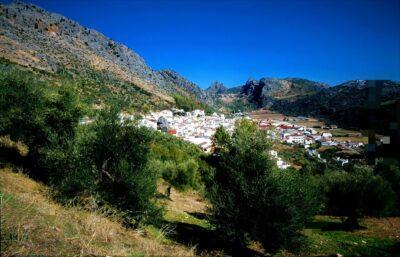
[207,120,320,253]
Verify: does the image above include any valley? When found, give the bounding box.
[0,1,399,257]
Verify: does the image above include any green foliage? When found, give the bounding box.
[224,98,256,113]
[55,109,162,224]
[299,156,328,176]
[148,132,206,190]
[280,145,308,167]
[0,66,82,180]
[374,160,400,215]
[207,120,320,253]
[323,165,396,227]
[155,159,200,190]
[73,68,166,112]
[172,94,214,115]
[0,65,162,224]
[320,147,339,159]
[0,58,168,114]
[212,126,232,153]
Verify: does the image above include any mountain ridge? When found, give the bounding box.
[0,1,209,106]
[1,1,399,121]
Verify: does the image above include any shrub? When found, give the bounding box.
[299,156,328,176]
[207,120,320,253]
[149,131,205,190]
[324,165,396,228]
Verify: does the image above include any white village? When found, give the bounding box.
[110,109,366,170]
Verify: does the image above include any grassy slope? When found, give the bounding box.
[299,216,400,257]
[0,57,170,113]
[0,168,194,257]
[156,182,400,257]
[1,168,399,257]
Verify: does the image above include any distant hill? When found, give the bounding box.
[225,86,242,94]
[206,81,228,95]
[211,78,400,134]
[241,77,328,108]
[207,77,328,112]
[0,1,208,109]
[271,80,400,132]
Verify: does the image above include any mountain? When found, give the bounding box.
[0,1,207,109]
[241,77,328,108]
[213,78,400,134]
[225,86,242,94]
[271,80,400,132]
[206,81,228,95]
[158,69,209,102]
[201,77,329,112]
[2,1,398,123]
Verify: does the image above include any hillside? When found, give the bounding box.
[271,80,400,133]
[240,77,328,108]
[159,69,210,102]
[0,168,196,257]
[0,1,208,110]
[2,167,399,257]
[210,78,400,133]
[206,77,327,112]
[206,81,228,95]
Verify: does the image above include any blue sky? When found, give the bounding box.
[5,0,400,88]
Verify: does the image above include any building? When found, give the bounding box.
[191,109,205,117]
[157,116,169,132]
[286,135,305,144]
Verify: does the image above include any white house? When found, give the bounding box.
[269,150,278,158]
[322,132,333,139]
[159,110,173,118]
[192,109,205,117]
[336,157,349,166]
[277,160,291,169]
[286,135,305,144]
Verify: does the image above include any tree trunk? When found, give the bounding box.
[343,216,359,229]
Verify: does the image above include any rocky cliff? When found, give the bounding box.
[0,1,207,106]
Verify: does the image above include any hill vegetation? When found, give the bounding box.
[1,2,400,257]
[0,1,214,112]
[1,66,399,256]
[0,168,197,257]
[271,80,400,134]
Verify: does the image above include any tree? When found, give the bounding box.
[324,165,396,228]
[374,160,400,215]
[86,109,161,224]
[207,120,320,253]
[0,69,82,180]
[299,156,328,176]
[50,108,161,225]
[212,126,231,154]
[172,94,214,114]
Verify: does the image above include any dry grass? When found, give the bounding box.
[357,217,400,240]
[158,180,211,229]
[248,110,285,121]
[333,136,368,144]
[157,180,210,215]
[0,168,195,257]
[0,135,29,156]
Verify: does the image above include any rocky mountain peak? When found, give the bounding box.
[206,81,227,95]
